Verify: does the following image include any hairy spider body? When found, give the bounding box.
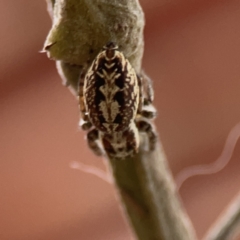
[79,42,157,159]
[84,43,140,133]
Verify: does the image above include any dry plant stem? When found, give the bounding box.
[44,0,196,239]
[109,142,197,240]
[203,192,240,240]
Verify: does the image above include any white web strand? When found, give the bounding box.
[176,122,240,191]
[70,161,112,183]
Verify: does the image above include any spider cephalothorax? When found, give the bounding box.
[79,42,157,159]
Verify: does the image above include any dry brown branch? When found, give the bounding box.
[43,0,197,239]
[203,192,240,240]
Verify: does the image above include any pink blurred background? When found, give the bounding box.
[1,0,240,239]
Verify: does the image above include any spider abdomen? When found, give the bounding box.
[84,43,139,133]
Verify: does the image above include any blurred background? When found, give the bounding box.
[1,0,240,239]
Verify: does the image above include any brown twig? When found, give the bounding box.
[43,1,197,239]
[203,192,240,240]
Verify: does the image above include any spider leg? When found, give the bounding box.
[137,72,157,119]
[78,68,92,131]
[86,128,104,156]
[136,119,157,151]
[140,103,157,119]
[141,71,154,105]
[79,115,92,131]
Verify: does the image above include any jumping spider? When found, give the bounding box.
[78,42,157,159]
